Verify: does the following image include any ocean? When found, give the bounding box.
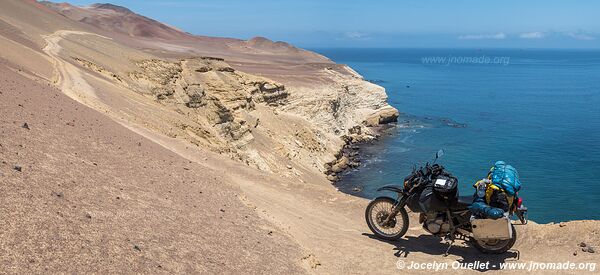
[311,48,600,223]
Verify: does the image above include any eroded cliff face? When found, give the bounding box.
[283,66,397,136]
[108,55,398,177]
[112,57,287,169]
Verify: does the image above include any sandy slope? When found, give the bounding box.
[0,64,308,274]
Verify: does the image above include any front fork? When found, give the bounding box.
[383,194,408,224]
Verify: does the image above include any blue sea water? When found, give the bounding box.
[311,48,600,223]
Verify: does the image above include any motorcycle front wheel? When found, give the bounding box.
[472,224,517,254]
[365,197,409,241]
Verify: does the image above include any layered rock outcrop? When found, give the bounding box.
[64,53,397,179]
[117,57,292,169]
[283,67,397,136]
[84,53,400,177]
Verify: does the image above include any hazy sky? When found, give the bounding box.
[64,0,600,48]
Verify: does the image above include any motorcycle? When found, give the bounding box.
[365,150,528,254]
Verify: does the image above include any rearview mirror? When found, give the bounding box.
[436,149,445,159]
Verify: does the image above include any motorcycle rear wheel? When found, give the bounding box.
[472,224,517,254]
[365,197,409,241]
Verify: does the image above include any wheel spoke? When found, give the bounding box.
[369,200,404,237]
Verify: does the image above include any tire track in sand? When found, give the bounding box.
[42,30,110,111]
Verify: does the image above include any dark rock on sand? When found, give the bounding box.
[326,174,339,182]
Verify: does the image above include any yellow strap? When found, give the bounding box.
[485,184,500,204]
[485,184,514,208]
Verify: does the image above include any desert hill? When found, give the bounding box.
[41,2,192,40]
[42,1,331,65]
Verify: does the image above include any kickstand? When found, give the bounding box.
[443,237,455,257]
[443,210,457,257]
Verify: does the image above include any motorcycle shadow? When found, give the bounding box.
[362,233,519,272]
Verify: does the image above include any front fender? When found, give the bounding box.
[376,184,404,193]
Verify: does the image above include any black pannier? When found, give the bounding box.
[433,176,458,202]
[402,163,459,213]
[416,186,449,212]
